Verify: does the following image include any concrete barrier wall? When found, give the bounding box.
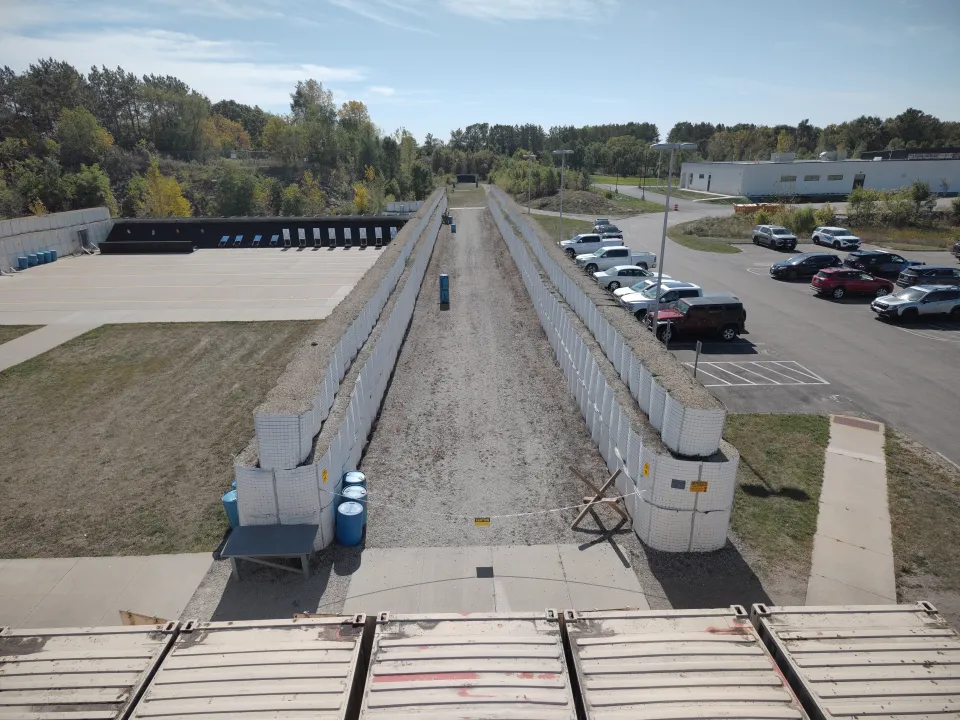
[488,187,726,458]
[238,199,446,549]
[0,208,112,271]
[488,191,737,553]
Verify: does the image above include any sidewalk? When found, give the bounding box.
[806,415,896,605]
[0,322,101,372]
[0,553,212,628]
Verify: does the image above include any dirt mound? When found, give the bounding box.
[530,190,628,216]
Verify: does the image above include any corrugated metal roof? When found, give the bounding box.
[129,616,365,719]
[752,602,960,720]
[0,622,177,720]
[565,607,808,720]
[360,610,577,719]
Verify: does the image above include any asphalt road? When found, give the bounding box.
[582,199,960,466]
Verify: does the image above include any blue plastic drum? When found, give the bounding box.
[50,249,57,262]
[27,254,38,267]
[337,501,364,546]
[341,485,367,525]
[221,490,240,528]
[17,256,28,270]
[343,471,366,490]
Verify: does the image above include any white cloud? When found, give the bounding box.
[370,86,396,96]
[0,26,365,110]
[327,0,438,34]
[440,0,617,21]
[151,0,288,20]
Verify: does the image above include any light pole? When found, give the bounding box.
[649,142,698,335]
[523,153,536,214]
[552,149,573,244]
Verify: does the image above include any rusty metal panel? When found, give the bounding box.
[752,602,960,720]
[360,610,576,719]
[0,622,177,720]
[130,616,365,719]
[566,607,807,720]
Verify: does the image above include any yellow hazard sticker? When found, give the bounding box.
[643,462,650,477]
[474,517,491,527]
[690,481,708,493]
[322,468,328,483]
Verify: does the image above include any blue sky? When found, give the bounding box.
[2,0,958,142]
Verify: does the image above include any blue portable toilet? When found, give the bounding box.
[336,501,364,546]
[221,490,240,528]
[341,485,367,525]
[17,256,28,270]
[440,274,450,304]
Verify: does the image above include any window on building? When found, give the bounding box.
[827,174,843,181]
[779,175,797,182]
[804,175,820,181]
[699,174,704,179]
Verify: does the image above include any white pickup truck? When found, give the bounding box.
[559,233,622,258]
[575,246,658,273]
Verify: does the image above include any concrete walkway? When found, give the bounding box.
[0,322,100,372]
[806,415,896,605]
[342,543,649,614]
[0,553,213,628]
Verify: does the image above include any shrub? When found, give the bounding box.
[754,209,772,224]
[791,207,817,234]
[603,190,613,199]
[814,202,836,227]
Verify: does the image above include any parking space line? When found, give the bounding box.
[689,366,734,386]
[701,363,758,385]
[744,362,807,383]
[770,361,828,383]
[728,362,782,384]
[896,326,960,344]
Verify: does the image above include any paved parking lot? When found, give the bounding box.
[609,204,960,465]
[0,247,380,325]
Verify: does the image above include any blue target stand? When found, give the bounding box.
[439,273,450,310]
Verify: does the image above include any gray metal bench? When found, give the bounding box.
[220,524,319,579]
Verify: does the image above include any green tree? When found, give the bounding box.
[121,174,148,217]
[143,158,191,217]
[410,163,433,200]
[353,183,369,213]
[55,107,115,167]
[215,163,257,216]
[300,171,326,215]
[280,183,304,216]
[68,163,117,215]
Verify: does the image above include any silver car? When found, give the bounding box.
[871,284,960,321]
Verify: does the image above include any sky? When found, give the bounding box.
[1,0,959,143]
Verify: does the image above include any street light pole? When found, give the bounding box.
[552,149,573,244]
[649,142,698,335]
[523,153,536,214]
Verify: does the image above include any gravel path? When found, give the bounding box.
[360,208,613,548]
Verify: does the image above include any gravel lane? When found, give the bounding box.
[360,208,613,548]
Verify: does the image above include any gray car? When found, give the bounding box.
[752,225,798,251]
[871,284,960,321]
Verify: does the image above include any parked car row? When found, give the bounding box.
[767,248,960,323]
[751,225,864,253]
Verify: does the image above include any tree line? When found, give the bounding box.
[0,59,435,219]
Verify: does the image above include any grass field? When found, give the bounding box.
[667,215,755,253]
[724,414,830,576]
[531,214,594,240]
[0,325,41,345]
[598,191,663,214]
[592,175,677,187]
[0,321,314,558]
[446,185,487,208]
[886,427,960,605]
[856,226,959,252]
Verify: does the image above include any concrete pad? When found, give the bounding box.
[0,558,78,594]
[343,587,420,615]
[20,591,118,628]
[491,545,564,581]
[0,593,47,628]
[494,577,572,612]
[809,535,896,601]
[0,323,100,372]
[343,547,424,599]
[818,455,887,508]
[49,556,147,596]
[419,547,495,613]
[101,553,212,626]
[806,574,896,606]
[815,502,891,551]
[566,583,650,611]
[558,542,645,592]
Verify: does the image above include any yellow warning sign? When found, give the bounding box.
[321,468,329,483]
[690,481,708,493]
[643,462,650,477]
[474,517,491,527]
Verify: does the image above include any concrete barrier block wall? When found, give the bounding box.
[0,208,113,270]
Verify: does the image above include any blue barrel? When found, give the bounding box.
[17,256,28,270]
[39,251,50,264]
[27,254,38,267]
[336,501,364,546]
[44,250,53,263]
[440,274,450,304]
[343,471,366,490]
[49,249,57,262]
[451,223,457,234]
[341,485,367,525]
[221,490,240,528]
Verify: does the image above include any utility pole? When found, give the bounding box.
[523,154,536,214]
[552,149,574,244]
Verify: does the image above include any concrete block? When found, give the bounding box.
[494,577,572,612]
[809,534,896,600]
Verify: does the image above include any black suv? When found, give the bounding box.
[952,240,960,262]
[769,253,841,280]
[896,265,960,288]
[844,250,924,278]
[647,294,746,342]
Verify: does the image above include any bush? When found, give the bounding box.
[602,190,613,199]
[814,202,836,227]
[754,209,772,224]
[791,207,817,234]
[952,195,960,222]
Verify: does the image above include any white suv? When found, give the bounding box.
[871,285,960,321]
[812,226,862,250]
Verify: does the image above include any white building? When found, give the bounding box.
[679,152,960,200]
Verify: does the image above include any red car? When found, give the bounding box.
[811,267,893,300]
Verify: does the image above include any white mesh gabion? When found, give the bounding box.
[661,394,726,458]
[235,465,277,526]
[647,455,704,512]
[648,379,667,430]
[638,364,652,413]
[690,507,731,552]
[635,498,694,552]
[693,455,739,512]
[254,413,302,470]
[275,464,321,528]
